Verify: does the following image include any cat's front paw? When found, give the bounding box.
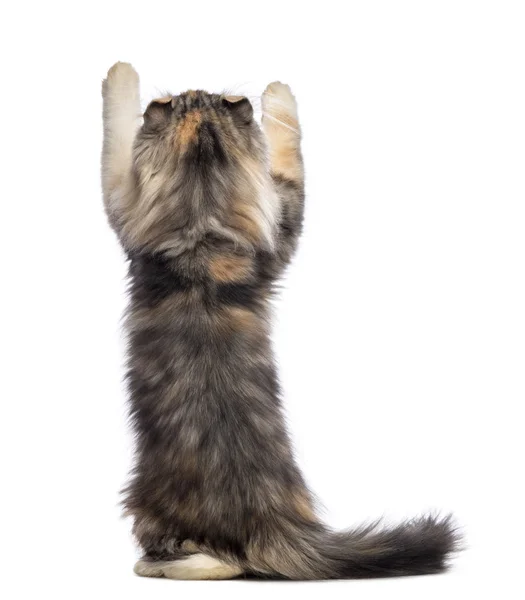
[102,61,139,97]
[262,81,299,127]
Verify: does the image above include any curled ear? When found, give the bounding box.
[143,97,173,130]
[222,96,253,124]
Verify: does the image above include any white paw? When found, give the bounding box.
[134,559,165,578]
[103,62,139,95]
[162,554,243,580]
[262,81,298,121]
[134,554,244,580]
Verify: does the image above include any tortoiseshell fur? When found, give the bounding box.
[101,62,459,580]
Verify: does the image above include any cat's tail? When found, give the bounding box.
[245,513,460,579]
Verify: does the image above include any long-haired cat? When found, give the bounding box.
[101,62,459,580]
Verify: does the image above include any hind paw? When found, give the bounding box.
[134,553,244,580]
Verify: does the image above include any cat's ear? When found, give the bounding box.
[151,95,173,105]
[222,96,253,124]
[143,97,173,130]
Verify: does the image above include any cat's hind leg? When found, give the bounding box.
[134,553,244,580]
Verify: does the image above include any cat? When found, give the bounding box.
[101,62,460,580]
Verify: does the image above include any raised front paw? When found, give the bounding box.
[262,81,299,130]
[102,61,139,97]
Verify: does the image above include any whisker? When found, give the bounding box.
[261,113,299,134]
[262,94,296,108]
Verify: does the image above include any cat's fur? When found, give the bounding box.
[101,62,460,580]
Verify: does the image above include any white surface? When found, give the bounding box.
[2,1,524,597]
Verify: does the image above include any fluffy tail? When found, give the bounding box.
[246,514,460,579]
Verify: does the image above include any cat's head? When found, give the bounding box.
[126,90,279,256]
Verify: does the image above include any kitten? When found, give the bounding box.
[101,62,460,580]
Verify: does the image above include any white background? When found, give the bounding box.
[2,1,524,598]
